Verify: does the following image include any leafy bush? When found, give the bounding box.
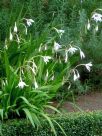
[1,111,102,136]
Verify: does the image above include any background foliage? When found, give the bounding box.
[0,0,102,92]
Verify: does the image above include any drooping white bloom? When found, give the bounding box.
[68,46,77,55]
[87,20,91,30]
[17,79,28,89]
[34,78,38,89]
[68,83,71,90]
[95,25,98,31]
[73,70,80,81]
[92,13,102,22]
[26,19,34,26]
[79,50,85,59]
[53,27,65,38]
[10,30,13,41]
[57,29,65,38]
[84,62,92,72]
[14,22,17,33]
[54,42,61,51]
[51,74,54,81]
[43,56,52,64]
[44,44,47,50]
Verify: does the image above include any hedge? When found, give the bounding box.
[0,111,102,136]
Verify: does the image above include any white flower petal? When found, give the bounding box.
[95,25,98,31]
[54,42,61,51]
[68,47,77,55]
[14,22,17,33]
[80,50,85,59]
[51,75,54,81]
[26,19,34,26]
[84,62,92,72]
[34,79,38,89]
[92,13,102,22]
[53,27,65,38]
[87,20,91,30]
[73,70,80,81]
[10,31,13,41]
[17,79,28,89]
[43,56,52,64]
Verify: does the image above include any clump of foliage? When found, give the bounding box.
[0,9,92,135]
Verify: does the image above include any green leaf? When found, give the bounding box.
[23,108,35,127]
[0,109,3,120]
[41,113,57,136]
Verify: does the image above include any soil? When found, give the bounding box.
[54,91,102,112]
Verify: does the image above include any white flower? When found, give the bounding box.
[53,27,65,38]
[57,29,65,38]
[73,70,80,81]
[17,79,28,89]
[68,47,77,55]
[84,62,92,72]
[44,44,47,50]
[26,19,34,27]
[34,78,38,89]
[80,0,83,3]
[10,30,13,41]
[80,50,85,59]
[95,25,98,31]
[14,22,17,33]
[92,13,102,22]
[43,56,52,64]
[87,20,91,30]
[54,42,61,51]
[51,75,54,80]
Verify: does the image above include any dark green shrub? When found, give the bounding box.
[1,111,102,136]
